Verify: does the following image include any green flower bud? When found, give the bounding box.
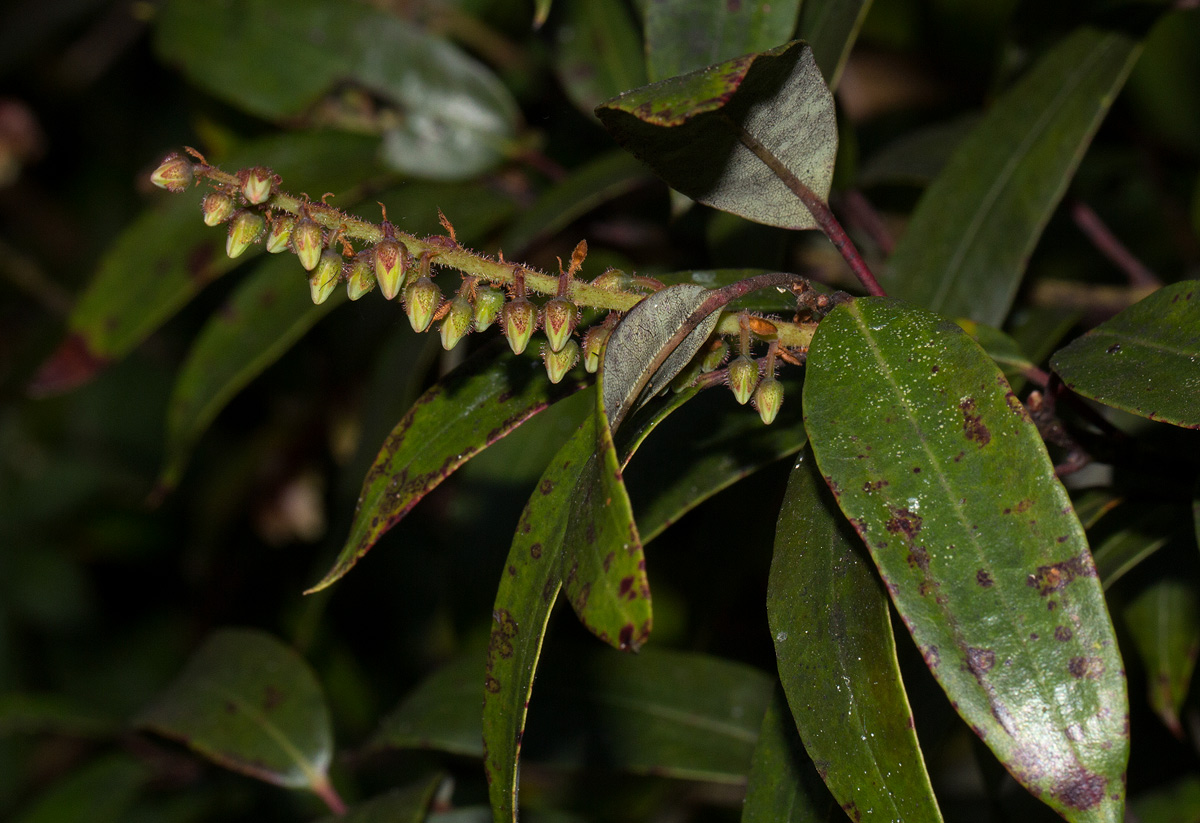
[292,217,323,271]
[309,249,342,305]
[753,377,784,425]
[404,276,441,333]
[473,286,504,332]
[439,295,474,350]
[727,355,759,405]
[590,269,631,291]
[201,191,235,227]
[701,338,729,372]
[502,297,537,355]
[241,167,273,205]
[543,339,580,384]
[225,211,265,258]
[151,153,193,192]
[374,238,406,300]
[582,326,610,374]
[345,250,376,300]
[541,297,577,353]
[265,214,295,253]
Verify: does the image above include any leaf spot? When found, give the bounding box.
[960,397,992,446]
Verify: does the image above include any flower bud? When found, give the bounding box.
[345,250,376,300]
[201,191,235,226]
[404,276,441,333]
[241,167,273,205]
[374,238,406,300]
[590,269,631,291]
[292,217,323,271]
[727,355,759,405]
[225,211,265,258]
[473,286,504,332]
[543,339,580,384]
[701,338,729,372]
[753,377,784,425]
[439,295,473,350]
[582,326,610,374]
[151,153,193,192]
[502,297,537,355]
[542,297,577,353]
[265,215,295,253]
[309,249,342,305]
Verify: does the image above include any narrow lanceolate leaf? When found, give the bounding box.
[29,132,379,396]
[796,0,874,89]
[135,629,334,794]
[597,41,837,230]
[743,690,836,823]
[770,446,943,823]
[1051,280,1200,429]
[160,256,344,490]
[1123,579,1200,738]
[880,27,1143,326]
[804,298,1128,823]
[308,349,585,593]
[643,0,801,81]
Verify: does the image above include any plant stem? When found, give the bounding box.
[1070,200,1160,288]
[719,113,887,298]
[312,775,346,816]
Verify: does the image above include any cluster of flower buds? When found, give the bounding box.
[150,154,799,418]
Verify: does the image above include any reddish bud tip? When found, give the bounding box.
[265,215,295,254]
[543,339,580,384]
[292,217,323,271]
[241,167,273,205]
[727,355,759,405]
[502,297,538,355]
[201,191,235,226]
[541,297,577,353]
[374,238,406,300]
[439,295,474,350]
[753,377,784,424]
[151,153,194,192]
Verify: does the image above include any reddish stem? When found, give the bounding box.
[1070,200,1160,288]
[312,776,346,816]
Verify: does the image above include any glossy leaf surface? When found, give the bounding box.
[596,41,836,230]
[136,628,334,792]
[804,298,1128,823]
[742,690,835,823]
[32,132,378,395]
[1123,579,1200,737]
[797,0,874,88]
[310,348,585,593]
[160,256,343,490]
[770,446,943,823]
[1051,280,1200,429]
[644,0,801,81]
[880,27,1142,325]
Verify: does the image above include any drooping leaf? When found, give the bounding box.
[769,446,943,823]
[155,0,519,179]
[379,648,771,783]
[804,297,1128,823]
[554,0,645,116]
[308,347,586,593]
[135,628,334,794]
[742,690,836,823]
[30,132,379,395]
[596,41,837,230]
[160,256,343,491]
[880,27,1143,325]
[796,0,874,88]
[1124,579,1200,737]
[1051,280,1200,429]
[12,754,147,823]
[314,777,443,823]
[643,0,801,81]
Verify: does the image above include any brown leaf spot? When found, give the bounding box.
[921,644,940,668]
[961,397,992,446]
[539,479,554,495]
[1028,553,1097,596]
[1069,657,1105,679]
[863,479,888,492]
[619,624,635,649]
[886,507,923,540]
[965,647,995,675]
[1055,626,1073,642]
[484,676,501,694]
[530,542,542,559]
[1055,768,1106,810]
[618,576,635,598]
[907,545,931,572]
[976,569,994,587]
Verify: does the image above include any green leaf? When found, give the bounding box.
[803,298,1128,823]
[1131,776,1200,823]
[159,256,343,490]
[742,690,836,823]
[1050,280,1200,429]
[1092,503,1183,589]
[879,27,1143,325]
[309,347,585,593]
[0,692,116,738]
[797,0,874,89]
[957,318,1037,387]
[135,628,334,793]
[30,131,379,396]
[12,754,147,823]
[315,777,443,823]
[379,648,771,782]
[554,0,645,116]
[596,41,837,230]
[769,446,943,823]
[644,0,801,81]
[155,0,518,179]
[1124,579,1200,737]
